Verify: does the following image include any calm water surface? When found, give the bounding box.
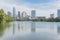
[0,21,60,40]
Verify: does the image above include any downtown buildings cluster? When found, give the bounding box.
[7,7,60,20]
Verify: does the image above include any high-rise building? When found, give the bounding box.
[22,11,26,17]
[20,11,26,19]
[57,9,60,17]
[21,12,23,18]
[7,11,12,17]
[31,10,36,18]
[50,14,54,18]
[18,11,20,19]
[13,7,16,19]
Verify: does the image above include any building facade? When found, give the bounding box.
[22,11,26,17]
[13,7,16,19]
[31,10,36,18]
[57,9,60,17]
[18,11,20,19]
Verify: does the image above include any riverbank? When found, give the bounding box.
[16,17,60,22]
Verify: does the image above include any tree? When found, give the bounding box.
[0,9,14,22]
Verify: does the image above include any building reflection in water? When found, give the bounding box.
[20,21,24,31]
[13,22,16,35]
[31,21,36,32]
[18,21,24,32]
[57,23,60,34]
[49,23,54,29]
[18,22,20,31]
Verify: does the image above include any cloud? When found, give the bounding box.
[0,0,60,17]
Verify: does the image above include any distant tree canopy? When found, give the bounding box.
[0,9,14,22]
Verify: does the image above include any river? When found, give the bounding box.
[0,21,60,40]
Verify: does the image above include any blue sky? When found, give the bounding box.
[21,0,56,3]
[7,0,56,3]
[0,0,60,17]
[6,0,57,4]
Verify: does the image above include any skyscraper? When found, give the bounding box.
[13,7,16,19]
[31,10,36,18]
[57,9,60,17]
[18,11,20,19]
[22,11,26,17]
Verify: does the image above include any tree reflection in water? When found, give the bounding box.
[0,22,10,37]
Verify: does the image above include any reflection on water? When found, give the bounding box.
[0,21,60,40]
[57,26,60,33]
[57,23,60,34]
[18,23,20,31]
[20,22,24,31]
[13,22,15,35]
[0,22,10,37]
[31,22,36,32]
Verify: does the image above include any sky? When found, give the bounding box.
[0,0,60,17]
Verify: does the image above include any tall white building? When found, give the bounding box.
[13,7,16,19]
[31,10,36,18]
[57,9,60,17]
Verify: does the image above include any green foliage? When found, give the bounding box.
[6,15,14,22]
[46,18,55,22]
[0,9,14,22]
[30,17,60,22]
[0,9,6,21]
[54,17,60,22]
[46,18,60,22]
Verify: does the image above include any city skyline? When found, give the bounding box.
[0,0,60,17]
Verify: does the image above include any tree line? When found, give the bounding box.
[17,17,60,22]
[29,18,60,22]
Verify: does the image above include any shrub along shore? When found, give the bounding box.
[16,17,60,22]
